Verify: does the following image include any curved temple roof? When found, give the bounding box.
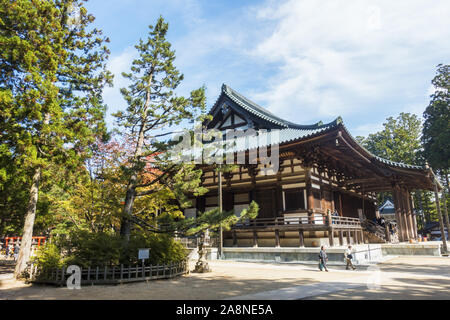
[207,84,440,191]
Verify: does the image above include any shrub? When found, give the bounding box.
[62,230,123,267]
[31,243,63,276]
[123,233,187,265]
[36,230,188,270]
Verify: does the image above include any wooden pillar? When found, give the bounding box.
[328,229,334,247]
[399,187,408,241]
[330,175,335,212]
[360,230,365,244]
[339,230,344,246]
[298,230,305,247]
[405,189,415,239]
[402,188,412,240]
[306,168,314,222]
[385,224,391,242]
[232,230,238,247]
[276,184,283,217]
[401,188,410,240]
[327,211,334,247]
[252,230,258,248]
[275,229,281,248]
[271,188,277,218]
[393,185,406,242]
[346,228,351,244]
[410,194,418,239]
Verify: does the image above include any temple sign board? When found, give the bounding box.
[138,248,150,262]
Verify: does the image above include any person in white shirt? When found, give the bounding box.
[345,245,356,270]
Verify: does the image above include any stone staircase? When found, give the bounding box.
[362,219,388,243]
[364,230,386,243]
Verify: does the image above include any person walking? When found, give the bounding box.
[318,245,329,272]
[345,245,356,270]
[13,243,20,261]
[8,244,13,259]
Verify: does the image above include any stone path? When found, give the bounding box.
[0,256,449,300]
[226,277,368,300]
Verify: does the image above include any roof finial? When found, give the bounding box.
[221,83,228,93]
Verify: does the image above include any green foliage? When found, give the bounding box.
[176,201,259,237]
[357,112,424,207]
[31,243,63,271]
[112,16,208,238]
[122,233,187,265]
[62,230,123,267]
[357,110,448,227]
[422,64,450,171]
[32,230,188,271]
[0,0,112,171]
[0,0,111,251]
[358,112,423,165]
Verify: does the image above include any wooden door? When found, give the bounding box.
[255,189,276,219]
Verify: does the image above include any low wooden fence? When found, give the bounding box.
[30,260,189,286]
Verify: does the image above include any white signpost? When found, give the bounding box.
[138,248,150,278]
[138,248,150,261]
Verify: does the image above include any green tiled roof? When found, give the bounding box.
[213,84,328,129]
[208,84,430,173]
[228,125,338,153]
[372,155,425,170]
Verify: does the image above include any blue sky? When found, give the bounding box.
[86,0,450,137]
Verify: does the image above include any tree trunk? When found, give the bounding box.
[15,112,50,278]
[120,182,137,241]
[120,75,153,241]
[442,193,450,241]
[445,170,449,195]
[444,171,450,236]
[434,183,448,253]
[439,170,450,241]
[14,167,41,278]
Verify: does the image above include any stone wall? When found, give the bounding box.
[207,245,382,265]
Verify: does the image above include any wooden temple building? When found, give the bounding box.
[184,84,439,247]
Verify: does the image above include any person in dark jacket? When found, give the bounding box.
[13,244,20,261]
[318,246,329,272]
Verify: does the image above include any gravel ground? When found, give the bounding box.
[0,256,449,300]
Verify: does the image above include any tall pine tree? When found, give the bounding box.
[423,64,450,237]
[114,16,207,242]
[422,64,450,175]
[0,0,112,276]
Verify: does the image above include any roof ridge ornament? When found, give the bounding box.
[221,103,229,115]
[222,83,229,93]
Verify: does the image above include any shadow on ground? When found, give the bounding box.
[0,273,320,300]
[378,258,450,277]
[307,277,450,300]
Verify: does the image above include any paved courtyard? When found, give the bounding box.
[0,256,449,300]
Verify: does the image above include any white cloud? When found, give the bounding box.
[353,122,384,137]
[103,47,137,126]
[99,0,450,138]
[249,0,450,125]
